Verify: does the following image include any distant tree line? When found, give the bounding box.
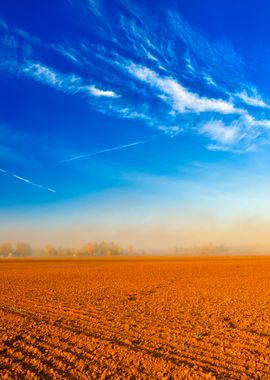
[0,241,142,257]
[173,244,229,255]
[0,242,32,257]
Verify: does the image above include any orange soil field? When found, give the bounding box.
[1,257,270,379]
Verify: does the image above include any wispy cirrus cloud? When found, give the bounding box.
[166,10,244,87]
[0,16,83,66]
[236,89,270,109]
[87,0,103,18]
[21,62,120,98]
[128,64,239,115]
[2,0,270,154]
[199,114,267,152]
[200,120,242,146]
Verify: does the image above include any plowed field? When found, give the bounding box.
[1,257,270,379]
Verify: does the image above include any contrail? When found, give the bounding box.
[0,135,161,191]
[60,136,158,163]
[0,167,56,193]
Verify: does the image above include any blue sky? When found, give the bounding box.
[1,0,270,248]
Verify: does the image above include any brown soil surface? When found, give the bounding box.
[1,256,270,379]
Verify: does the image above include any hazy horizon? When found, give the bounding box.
[2,1,270,250]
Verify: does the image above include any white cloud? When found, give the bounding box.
[203,74,216,87]
[158,125,182,137]
[21,62,120,99]
[206,144,235,152]
[256,120,270,128]
[236,89,270,108]
[116,107,151,121]
[88,85,120,98]
[242,113,270,128]
[51,45,80,64]
[185,55,194,73]
[22,62,82,93]
[128,64,239,115]
[146,52,159,62]
[205,144,245,154]
[3,9,270,156]
[200,120,242,145]
[199,114,270,152]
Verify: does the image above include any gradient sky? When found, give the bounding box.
[2,0,270,249]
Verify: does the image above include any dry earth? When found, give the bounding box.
[1,256,270,379]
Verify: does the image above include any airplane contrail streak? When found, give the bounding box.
[60,136,158,163]
[0,167,56,193]
[1,134,162,192]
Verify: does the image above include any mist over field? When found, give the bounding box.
[2,208,270,252]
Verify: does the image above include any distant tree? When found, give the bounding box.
[45,245,58,257]
[81,242,95,256]
[112,243,123,256]
[0,242,13,257]
[58,248,73,257]
[15,242,32,257]
[96,241,107,256]
[93,241,125,257]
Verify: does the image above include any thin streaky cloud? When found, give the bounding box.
[236,90,270,109]
[20,62,120,99]
[60,138,152,163]
[51,45,80,64]
[2,7,270,153]
[128,64,239,115]
[167,10,244,85]
[0,167,56,193]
